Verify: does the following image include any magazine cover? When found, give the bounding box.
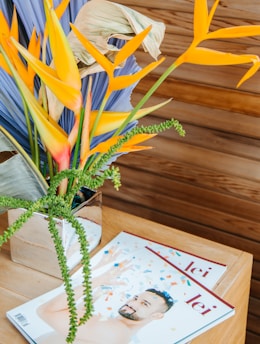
[7,232,234,344]
[119,231,227,289]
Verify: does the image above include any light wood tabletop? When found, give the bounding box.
[0,206,253,344]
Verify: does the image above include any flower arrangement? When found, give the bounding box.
[0,0,259,342]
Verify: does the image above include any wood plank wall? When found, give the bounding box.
[101,1,260,342]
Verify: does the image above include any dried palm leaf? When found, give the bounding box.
[0,126,48,213]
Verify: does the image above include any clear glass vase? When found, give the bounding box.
[8,190,102,278]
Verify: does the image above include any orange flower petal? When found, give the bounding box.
[10,6,19,42]
[193,0,208,40]
[70,22,113,76]
[44,0,81,90]
[90,99,171,137]
[207,25,260,40]
[184,47,259,66]
[11,37,82,113]
[109,57,165,92]
[114,26,151,67]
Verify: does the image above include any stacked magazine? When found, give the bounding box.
[6,231,234,344]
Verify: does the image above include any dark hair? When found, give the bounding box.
[146,288,174,311]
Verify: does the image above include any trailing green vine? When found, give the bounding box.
[0,118,185,343]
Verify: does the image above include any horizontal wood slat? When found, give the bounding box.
[113,0,260,20]
[131,93,260,139]
[104,161,260,223]
[138,137,260,182]
[112,152,260,202]
[247,313,260,335]
[101,194,259,261]
[136,76,260,117]
[248,297,260,317]
[102,168,260,246]
[140,117,260,161]
[246,332,260,344]
[252,261,260,280]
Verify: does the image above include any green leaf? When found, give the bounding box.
[0,126,48,213]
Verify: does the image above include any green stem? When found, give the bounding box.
[21,97,35,162]
[47,151,54,179]
[114,61,179,137]
[83,93,109,172]
[33,123,40,170]
[71,107,85,170]
[40,28,55,179]
[83,153,96,173]
[67,107,85,193]
[89,94,108,144]
[47,210,78,343]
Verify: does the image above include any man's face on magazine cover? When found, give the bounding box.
[118,291,166,321]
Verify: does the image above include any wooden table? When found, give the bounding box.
[0,206,253,344]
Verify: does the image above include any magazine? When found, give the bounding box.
[7,231,234,344]
[117,231,227,289]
